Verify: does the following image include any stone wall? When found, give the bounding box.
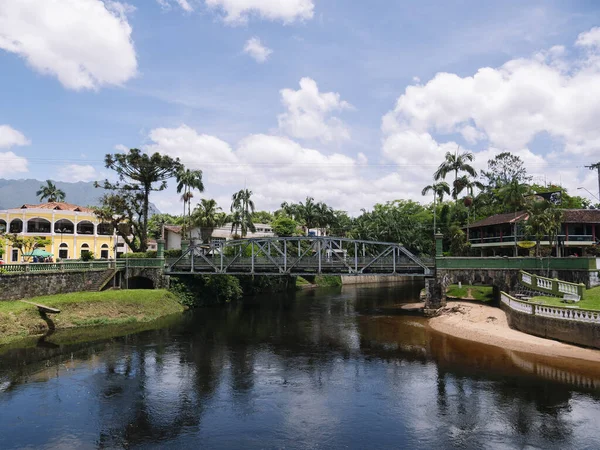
[0,270,112,301]
[124,267,168,289]
[501,302,600,349]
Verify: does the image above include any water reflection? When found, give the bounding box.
[1,282,600,449]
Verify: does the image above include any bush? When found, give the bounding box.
[169,275,242,308]
[81,251,95,261]
[165,249,182,258]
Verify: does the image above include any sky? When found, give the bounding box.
[1,0,600,215]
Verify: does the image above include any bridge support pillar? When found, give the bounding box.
[424,278,447,316]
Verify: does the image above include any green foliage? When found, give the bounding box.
[280,197,338,235]
[164,249,182,258]
[148,213,182,240]
[271,216,300,237]
[80,251,95,261]
[169,275,242,307]
[525,199,563,256]
[176,168,204,239]
[5,235,51,255]
[447,284,493,302]
[448,225,470,256]
[36,180,66,203]
[230,189,256,237]
[252,210,274,224]
[530,286,600,311]
[193,198,226,242]
[96,148,183,252]
[314,275,342,287]
[481,152,531,189]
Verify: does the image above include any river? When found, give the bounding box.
[1,282,600,449]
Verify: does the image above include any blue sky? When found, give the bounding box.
[1,0,600,214]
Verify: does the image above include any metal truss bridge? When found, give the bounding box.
[166,237,434,277]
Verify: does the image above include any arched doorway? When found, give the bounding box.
[58,243,69,260]
[0,219,6,234]
[80,243,90,259]
[100,244,109,259]
[97,223,114,236]
[54,219,74,234]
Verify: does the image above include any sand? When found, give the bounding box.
[428,301,600,363]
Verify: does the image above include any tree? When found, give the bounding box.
[434,149,477,200]
[448,225,470,256]
[329,211,353,237]
[271,216,299,237]
[36,180,66,203]
[5,235,51,259]
[481,152,531,189]
[93,192,145,252]
[193,199,226,243]
[498,178,530,213]
[525,200,563,257]
[230,189,256,237]
[176,168,204,240]
[148,213,182,240]
[422,181,450,235]
[96,149,183,252]
[252,210,274,224]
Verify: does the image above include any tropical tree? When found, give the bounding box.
[271,216,299,237]
[36,180,66,203]
[434,149,477,200]
[176,168,204,240]
[148,213,183,240]
[193,199,226,243]
[498,178,530,214]
[481,152,531,189]
[525,200,563,257]
[421,181,450,235]
[230,189,256,237]
[95,148,183,252]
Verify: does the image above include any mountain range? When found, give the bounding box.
[0,179,160,213]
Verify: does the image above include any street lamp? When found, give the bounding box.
[577,187,600,202]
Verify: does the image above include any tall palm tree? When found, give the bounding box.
[315,201,334,236]
[230,189,256,237]
[421,181,450,236]
[192,199,225,243]
[434,148,477,201]
[36,180,66,203]
[176,169,204,239]
[454,175,484,240]
[525,200,563,257]
[498,178,530,213]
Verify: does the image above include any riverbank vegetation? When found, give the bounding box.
[530,286,600,310]
[0,290,184,345]
[446,284,493,302]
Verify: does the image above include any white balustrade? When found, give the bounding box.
[522,273,532,285]
[536,278,552,291]
[501,293,533,314]
[558,282,577,295]
[533,305,600,324]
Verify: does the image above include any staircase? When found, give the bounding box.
[94,269,119,291]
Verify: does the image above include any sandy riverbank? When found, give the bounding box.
[429,301,600,363]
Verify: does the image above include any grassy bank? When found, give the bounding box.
[530,286,600,310]
[0,290,185,345]
[296,275,342,289]
[446,284,493,302]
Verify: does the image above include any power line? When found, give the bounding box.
[584,162,600,203]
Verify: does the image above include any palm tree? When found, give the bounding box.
[422,181,450,236]
[230,189,256,237]
[498,178,530,213]
[315,201,334,236]
[434,148,477,201]
[453,176,484,240]
[192,199,225,243]
[525,200,563,257]
[36,180,66,203]
[176,169,204,240]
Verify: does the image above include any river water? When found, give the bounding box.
[2,282,600,449]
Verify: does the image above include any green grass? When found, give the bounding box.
[314,275,342,287]
[0,289,185,345]
[530,286,600,310]
[447,284,494,302]
[296,276,312,286]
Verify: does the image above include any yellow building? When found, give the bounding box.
[0,202,119,262]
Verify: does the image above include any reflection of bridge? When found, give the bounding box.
[166,237,434,276]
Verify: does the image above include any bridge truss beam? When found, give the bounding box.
[167,237,433,277]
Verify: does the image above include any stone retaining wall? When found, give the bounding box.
[500,292,600,349]
[0,270,112,301]
[341,275,417,285]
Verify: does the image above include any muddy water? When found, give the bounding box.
[1,282,600,449]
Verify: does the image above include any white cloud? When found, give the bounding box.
[244,37,272,63]
[57,164,98,182]
[205,0,314,24]
[278,77,353,143]
[0,152,28,176]
[114,144,129,152]
[156,0,194,12]
[0,125,30,149]
[0,0,137,90]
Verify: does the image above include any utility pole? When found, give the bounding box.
[585,162,600,203]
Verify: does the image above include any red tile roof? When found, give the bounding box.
[469,211,528,228]
[20,202,94,213]
[164,225,182,234]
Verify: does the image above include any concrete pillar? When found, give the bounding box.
[157,239,165,259]
[435,232,444,257]
[424,278,447,315]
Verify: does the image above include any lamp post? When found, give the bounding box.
[577,187,600,202]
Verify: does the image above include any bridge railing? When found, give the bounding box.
[436,257,596,271]
[518,270,585,299]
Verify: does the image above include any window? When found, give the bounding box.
[59,243,69,260]
[100,244,109,259]
[97,223,113,236]
[9,219,23,233]
[27,218,51,233]
[54,219,74,234]
[0,220,6,234]
[77,221,95,235]
[81,243,90,258]
[11,249,18,262]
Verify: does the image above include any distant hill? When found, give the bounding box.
[0,179,160,213]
